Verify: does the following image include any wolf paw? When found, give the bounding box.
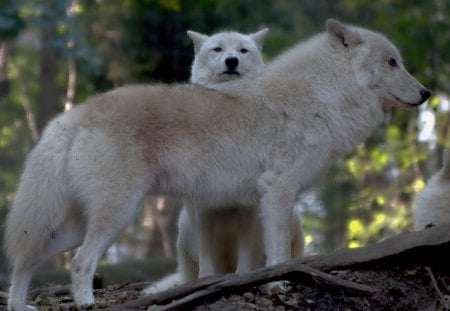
[141,284,161,295]
[142,281,180,295]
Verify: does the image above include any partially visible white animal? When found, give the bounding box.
[414,149,450,230]
[188,28,268,96]
[5,19,430,310]
[144,204,304,293]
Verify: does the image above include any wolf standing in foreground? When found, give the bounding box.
[5,19,430,310]
[414,149,450,230]
[145,29,304,294]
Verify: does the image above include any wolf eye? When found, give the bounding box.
[388,58,397,67]
[240,48,248,53]
[213,47,222,52]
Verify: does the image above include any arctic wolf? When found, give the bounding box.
[6,19,430,310]
[188,28,268,96]
[414,149,450,230]
[144,28,302,294]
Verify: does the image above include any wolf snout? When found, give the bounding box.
[420,89,432,102]
[225,57,239,69]
[407,88,431,107]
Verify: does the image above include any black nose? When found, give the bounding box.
[225,57,239,69]
[420,89,431,101]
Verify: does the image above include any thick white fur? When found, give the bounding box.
[188,28,268,96]
[414,149,450,230]
[142,29,303,294]
[5,19,429,310]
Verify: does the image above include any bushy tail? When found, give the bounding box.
[4,111,81,268]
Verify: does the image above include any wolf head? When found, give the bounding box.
[188,29,268,87]
[326,19,431,108]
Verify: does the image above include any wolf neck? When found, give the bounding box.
[257,33,384,155]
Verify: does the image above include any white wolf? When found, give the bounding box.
[5,19,430,310]
[414,149,450,230]
[187,28,268,96]
[145,28,306,294]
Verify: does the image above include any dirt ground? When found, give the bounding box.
[1,225,449,310]
[1,260,448,310]
[193,265,449,311]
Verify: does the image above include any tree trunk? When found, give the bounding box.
[64,58,77,111]
[0,41,9,99]
[38,2,59,132]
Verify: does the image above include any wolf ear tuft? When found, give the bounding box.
[249,28,269,51]
[187,30,209,54]
[326,19,361,49]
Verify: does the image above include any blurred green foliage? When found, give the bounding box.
[0,0,449,282]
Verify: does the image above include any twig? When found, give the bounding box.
[438,276,450,293]
[111,282,152,292]
[425,266,449,309]
[27,284,71,299]
[113,274,229,310]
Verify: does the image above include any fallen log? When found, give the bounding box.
[117,263,375,310]
[301,223,450,270]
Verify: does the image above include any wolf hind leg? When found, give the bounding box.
[8,265,37,311]
[235,207,260,274]
[8,216,84,311]
[178,246,198,283]
[71,196,142,307]
[195,209,217,278]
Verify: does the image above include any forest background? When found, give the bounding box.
[0,0,449,289]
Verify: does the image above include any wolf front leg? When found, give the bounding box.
[258,170,299,267]
[194,203,217,278]
[260,191,295,266]
[259,149,328,267]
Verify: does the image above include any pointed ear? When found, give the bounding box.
[441,149,450,180]
[249,28,269,51]
[187,30,209,54]
[326,19,362,49]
